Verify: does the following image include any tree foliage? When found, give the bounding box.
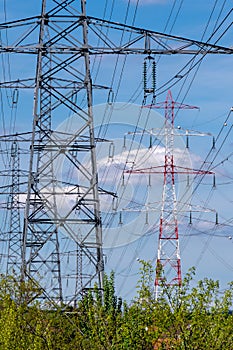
[0,265,232,349]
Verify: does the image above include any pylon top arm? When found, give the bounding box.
[125,165,214,175]
[0,13,232,55]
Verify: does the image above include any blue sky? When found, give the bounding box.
[0,0,233,300]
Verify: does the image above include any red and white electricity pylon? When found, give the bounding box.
[126,90,213,298]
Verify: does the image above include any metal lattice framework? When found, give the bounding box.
[6,140,22,275]
[20,0,105,303]
[0,0,232,303]
[126,90,214,298]
[152,91,198,298]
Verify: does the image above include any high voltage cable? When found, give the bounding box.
[95,0,140,145]
[0,0,232,300]
[175,0,231,108]
[114,2,233,296]
[106,13,233,296]
[124,0,185,104]
[171,0,233,206]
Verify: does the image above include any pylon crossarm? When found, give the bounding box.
[0,13,232,55]
[125,165,214,175]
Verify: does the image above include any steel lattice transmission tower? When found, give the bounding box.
[20,0,105,302]
[0,0,232,302]
[6,139,22,275]
[126,90,214,298]
[152,91,198,298]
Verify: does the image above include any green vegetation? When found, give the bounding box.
[0,263,232,349]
